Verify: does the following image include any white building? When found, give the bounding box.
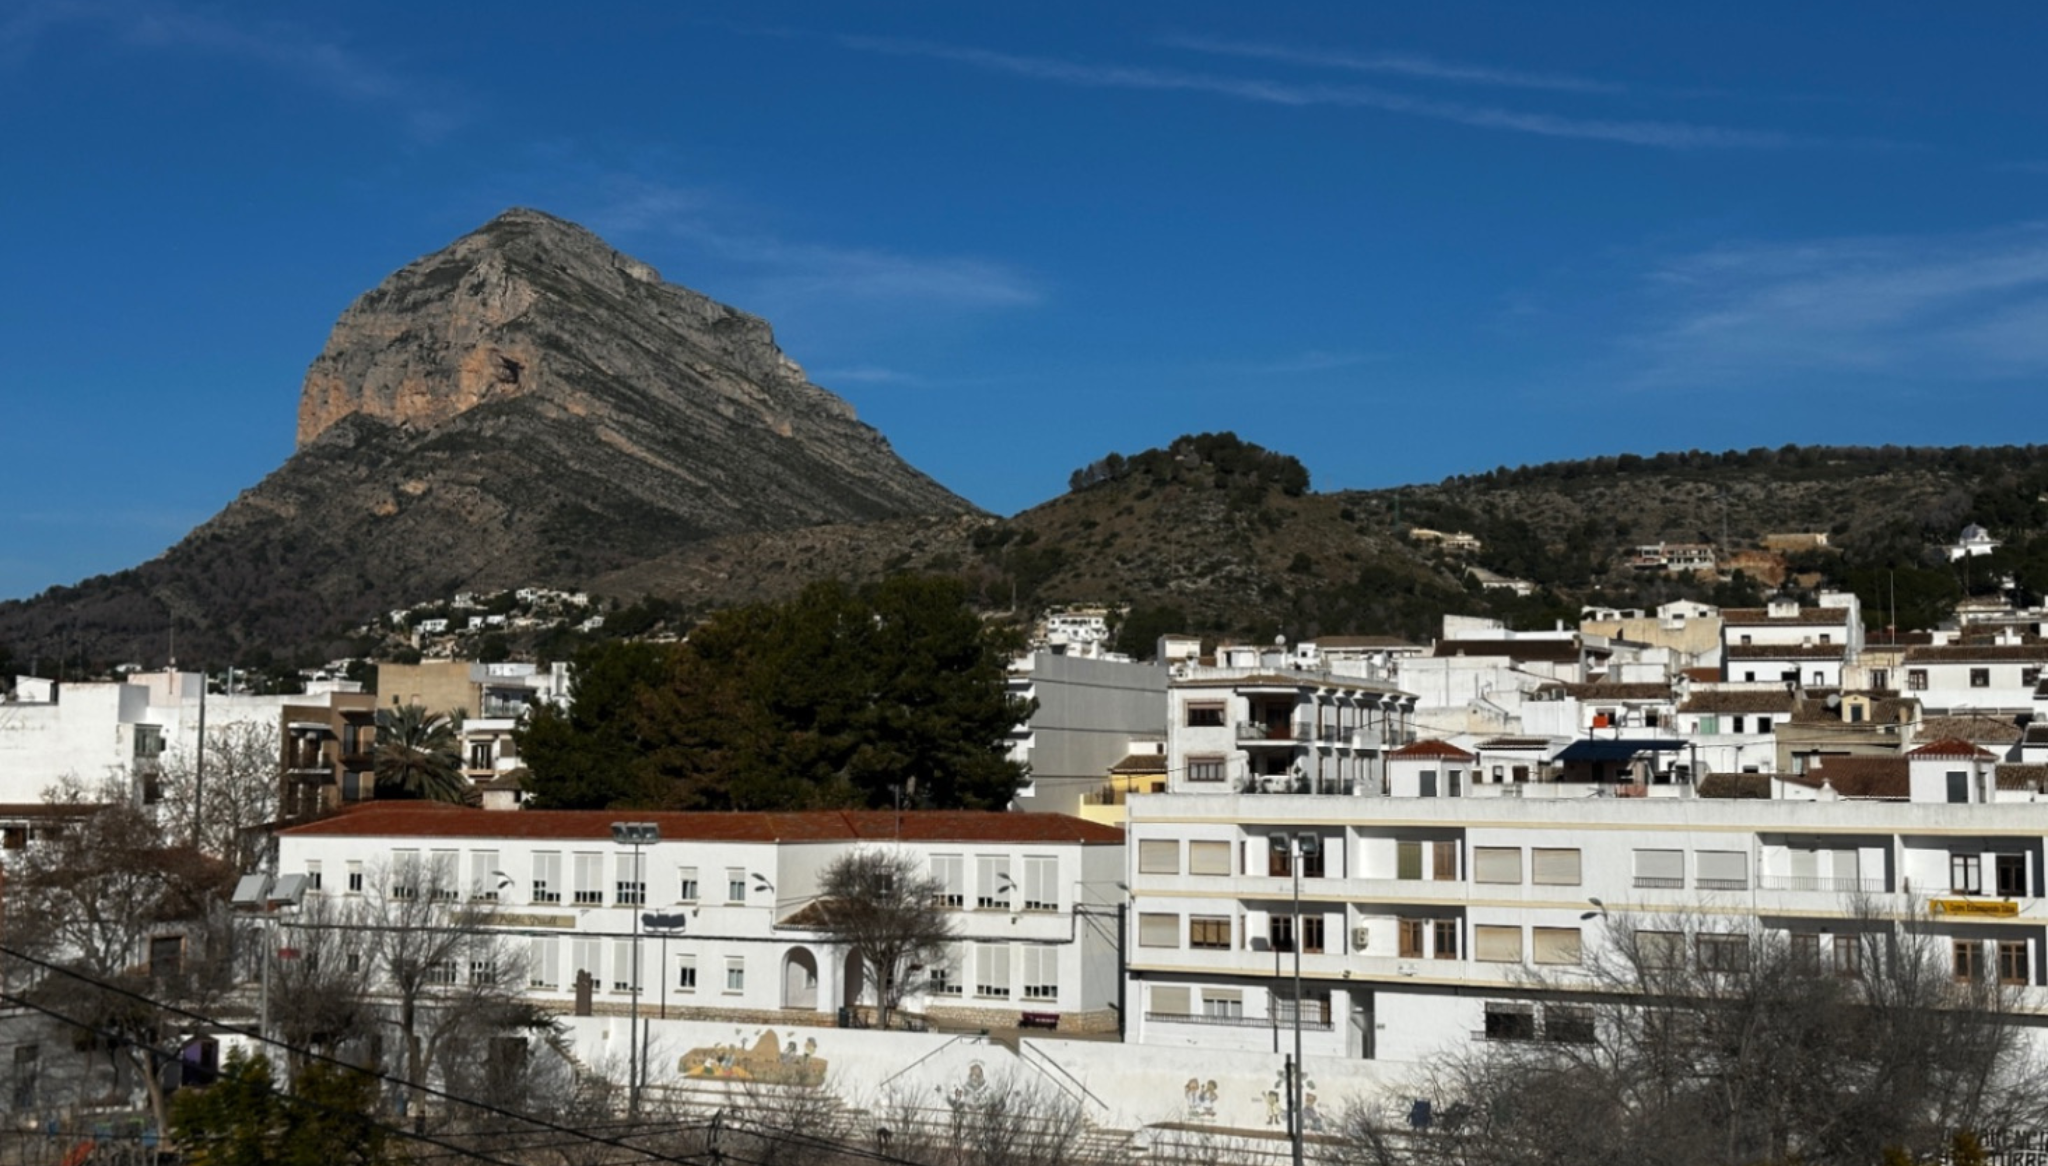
[1124,735,2048,1069]
[1165,661,1414,797]
[1900,638,2048,713]
[274,805,1127,1033]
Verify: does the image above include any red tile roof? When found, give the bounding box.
[1905,738,1997,760]
[1784,757,1910,799]
[1722,608,1851,626]
[278,804,1125,845]
[1725,644,1847,660]
[1391,740,1477,761]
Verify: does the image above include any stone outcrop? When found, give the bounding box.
[0,209,973,662]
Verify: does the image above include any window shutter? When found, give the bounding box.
[1138,913,1180,948]
[1532,927,1582,965]
[1397,841,1422,880]
[1634,849,1684,883]
[1531,848,1582,886]
[1150,986,1190,1015]
[1474,925,1522,963]
[1189,841,1232,876]
[1473,848,1521,885]
[1697,850,1748,886]
[1138,841,1180,875]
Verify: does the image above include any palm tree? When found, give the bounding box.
[374,704,469,803]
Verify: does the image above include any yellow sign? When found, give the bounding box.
[1931,898,2019,918]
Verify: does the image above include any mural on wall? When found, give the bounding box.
[941,1061,993,1111]
[679,1029,826,1087]
[1261,1071,1323,1132]
[1182,1078,1220,1122]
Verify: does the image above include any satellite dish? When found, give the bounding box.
[1825,694,1841,709]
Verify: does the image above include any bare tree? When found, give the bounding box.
[154,720,282,868]
[267,892,380,1072]
[811,848,956,1030]
[2,779,237,1136]
[1337,901,2044,1166]
[359,855,540,1128]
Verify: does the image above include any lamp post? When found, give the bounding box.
[611,822,659,1117]
[641,911,688,1098]
[1269,831,1320,1166]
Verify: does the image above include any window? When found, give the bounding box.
[725,957,745,994]
[1419,769,1438,798]
[1433,842,1459,881]
[1970,668,1991,688]
[1532,927,1581,966]
[1698,714,1719,735]
[429,851,459,901]
[1023,856,1058,910]
[1432,919,1459,960]
[1269,915,1296,953]
[573,853,604,905]
[930,945,962,995]
[1397,840,1423,880]
[1185,704,1225,728]
[1022,946,1058,1001]
[727,868,747,903]
[1473,847,1521,885]
[976,856,1012,909]
[1907,669,1928,691]
[1484,1003,1536,1041]
[527,937,559,989]
[1202,989,1242,1019]
[347,861,364,894]
[1999,941,2029,985]
[1871,669,1890,690]
[1138,840,1180,875]
[1189,841,1232,876]
[1636,930,1684,968]
[1954,939,1983,982]
[1302,916,1326,954]
[1731,716,1747,734]
[571,939,601,989]
[1948,771,1970,804]
[1399,918,1425,958]
[1474,925,1522,963]
[305,861,322,892]
[676,956,697,992]
[1138,913,1180,948]
[1545,1005,1595,1044]
[390,851,421,900]
[1819,633,1832,644]
[532,852,561,904]
[1189,916,1231,949]
[612,940,636,992]
[1149,985,1191,1016]
[1739,634,1753,646]
[148,936,183,980]
[469,741,492,770]
[615,852,646,907]
[1532,848,1582,886]
[1696,851,1748,891]
[2025,667,2042,688]
[678,867,700,902]
[1997,854,2027,897]
[1186,756,1227,782]
[976,945,1011,998]
[1633,849,1684,890]
[470,851,499,901]
[1834,933,1861,977]
[931,855,964,906]
[469,957,498,986]
[1790,932,1821,972]
[1697,934,1749,973]
[1952,853,1983,894]
[1300,842,1326,879]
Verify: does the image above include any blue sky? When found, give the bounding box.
[3,3,2046,600]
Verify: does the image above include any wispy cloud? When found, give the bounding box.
[837,35,1792,150]
[586,177,1042,312]
[1160,34,1622,95]
[1,0,467,138]
[1620,224,2048,387]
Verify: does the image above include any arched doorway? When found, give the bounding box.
[783,948,819,1010]
[842,950,865,1014]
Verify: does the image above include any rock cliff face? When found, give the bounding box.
[0,209,973,662]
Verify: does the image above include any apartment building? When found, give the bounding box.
[1164,662,1414,797]
[274,804,1126,1032]
[1125,737,2048,1067]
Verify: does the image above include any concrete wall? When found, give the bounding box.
[1011,653,1167,815]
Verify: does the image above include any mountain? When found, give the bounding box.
[0,209,972,665]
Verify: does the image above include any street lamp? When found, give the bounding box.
[641,911,688,1096]
[611,822,659,1117]
[1269,831,1320,1166]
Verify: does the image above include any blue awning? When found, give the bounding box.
[1555,738,1687,763]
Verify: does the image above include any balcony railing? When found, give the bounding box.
[1756,875,1886,894]
[1237,722,1297,743]
[1146,1010,1334,1032]
[1695,878,1749,892]
[1633,876,1686,890]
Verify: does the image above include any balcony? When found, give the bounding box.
[1633,876,1686,890]
[1237,721,1298,744]
[1145,1009,1333,1032]
[1756,875,1886,894]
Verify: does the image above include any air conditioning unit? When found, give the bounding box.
[1352,926,1371,949]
